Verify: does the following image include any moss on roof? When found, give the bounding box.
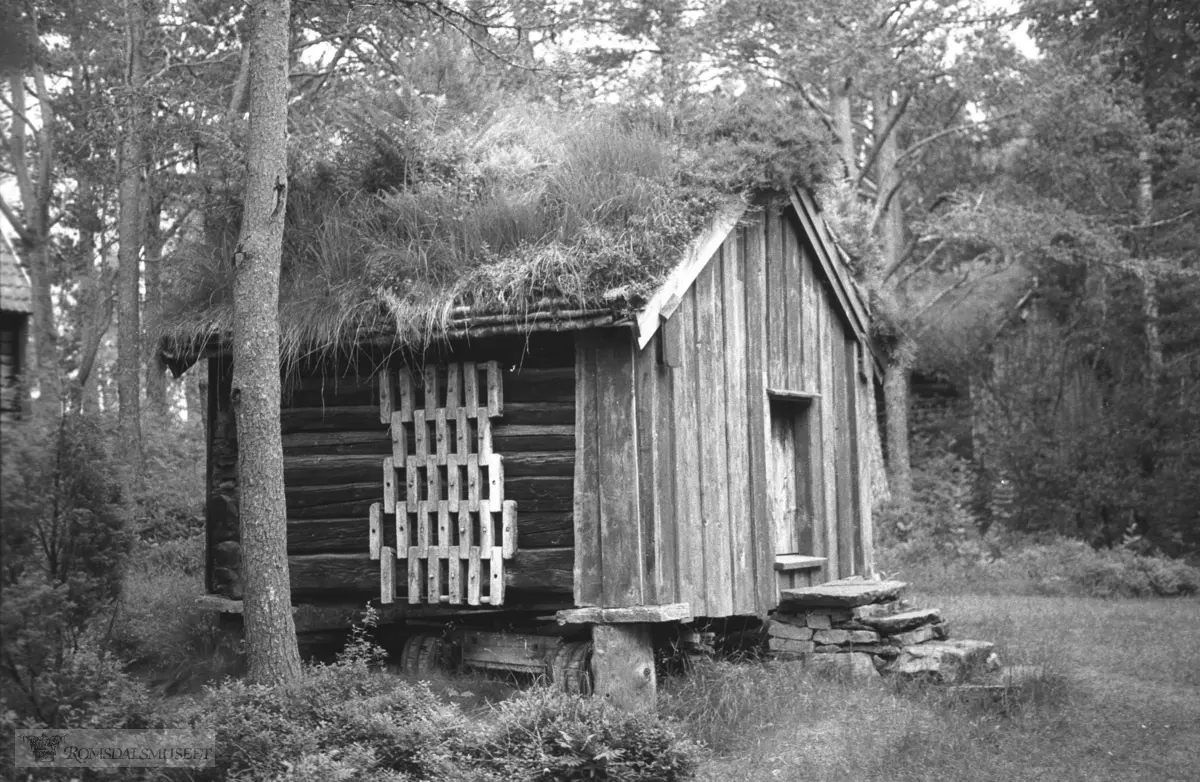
[163,97,833,364]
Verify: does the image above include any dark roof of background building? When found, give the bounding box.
[1,238,32,315]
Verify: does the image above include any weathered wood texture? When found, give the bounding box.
[591,623,657,712]
[588,203,871,618]
[207,333,578,604]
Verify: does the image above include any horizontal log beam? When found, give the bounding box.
[288,547,574,596]
[287,511,574,554]
[556,603,692,625]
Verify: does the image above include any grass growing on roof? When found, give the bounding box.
[162,102,744,366]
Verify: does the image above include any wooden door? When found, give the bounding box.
[768,399,817,588]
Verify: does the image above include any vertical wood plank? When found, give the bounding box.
[463,361,478,418]
[380,545,395,604]
[391,411,407,464]
[595,330,643,607]
[445,362,461,410]
[397,498,409,556]
[485,360,503,417]
[833,325,853,577]
[765,207,788,388]
[458,507,471,558]
[466,453,480,512]
[427,544,441,602]
[378,371,393,424]
[819,288,839,581]
[671,293,705,616]
[634,337,659,605]
[800,239,819,391]
[477,416,493,460]
[843,337,863,575]
[413,410,428,460]
[501,499,517,558]
[383,457,395,514]
[697,250,733,617]
[784,219,804,390]
[573,334,602,606]
[369,502,382,560]
[435,409,449,464]
[489,548,505,604]
[448,547,462,604]
[743,216,777,612]
[407,546,422,604]
[456,409,470,455]
[447,454,460,513]
[405,456,420,512]
[653,334,679,605]
[424,364,440,410]
[468,546,482,605]
[416,500,430,556]
[425,457,439,514]
[397,369,415,422]
[722,232,755,614]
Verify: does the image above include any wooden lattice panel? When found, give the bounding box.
[369,361,516,606]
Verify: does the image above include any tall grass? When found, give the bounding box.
[161,104,733,369]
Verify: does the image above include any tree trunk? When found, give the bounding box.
[830,73,856,182]
[143,193,167,416]
[117,0,146,465]
[233,0,302,685]
[874,91,912,504]
[1136,145,1163,386]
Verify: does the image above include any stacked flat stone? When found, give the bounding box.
[766,577,997,683]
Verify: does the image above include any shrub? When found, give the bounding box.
[478,688,701,782]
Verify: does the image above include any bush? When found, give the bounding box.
[478,688,701,782]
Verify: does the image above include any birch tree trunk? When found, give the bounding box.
[234,0,302,684]
[117,0,146,464]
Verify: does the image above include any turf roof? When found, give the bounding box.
[162,99,832,365]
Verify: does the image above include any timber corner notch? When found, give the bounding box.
[174,185,883,711]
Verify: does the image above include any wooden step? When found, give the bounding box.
[774,554,827,572]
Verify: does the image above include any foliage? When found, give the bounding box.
[0,413,132,724]
[477,687,700,782]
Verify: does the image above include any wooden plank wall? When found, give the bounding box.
[0,314,24,419]
[573,204,871,617]
[206,333,577,604]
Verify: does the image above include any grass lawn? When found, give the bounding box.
[665,593,1200,782]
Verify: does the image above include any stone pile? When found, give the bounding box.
[766,576,998,683]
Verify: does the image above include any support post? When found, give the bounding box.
[591,623,656,712]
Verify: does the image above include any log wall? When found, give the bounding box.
[573,203,874,617]
[206,333,578,605]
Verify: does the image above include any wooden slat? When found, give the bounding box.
[468,546,482,605]
[378,371,393,424]
[369,502,382,560]
[489,548,505,604]
[857,351,876,575]
[488,454,503,513]
[380,545,395,603]
[743,217,776,613]
[413,409,428,460]
[800,233,820,391]
[788,189,871,348]
[466,454,480,512]
[652,325,679,605]
[634,335,661,605]
[458,507,471,558]
[397,499,409,556]
[721,232,755,614]
[456,409,471,456]
[428,545,442,602]
[485,360,503,416]
[391,412,407,464]
[696,252,733,617]
[447,454,460,512]
[477,416,493,460]
[424,364,440,410]
[463,361,478,418]
[383,457,396,514]
[784,216,804,390]
[435,409,449,464]
[416,500,430,557]
[425,457,439,512]
[595,330,643,607]
[765,207,788,389]
[448,544,462,604]
[405,457,420,512]
[819,288,839,581]
[445,362,462,410]
[408,547,422,603]
[573,332,602,606]
[671,292,705,616]
[397,369,415,423]
[841,337,861,576]
[502,500,517,558]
